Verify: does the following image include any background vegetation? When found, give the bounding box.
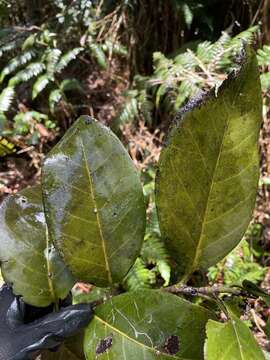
[0,0,270,352]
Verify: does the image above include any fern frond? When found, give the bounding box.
[138,90,154,125]
[0,40,18,58]
[113,96,139,132]
[230,26,258,49]
[103,40,128,57]
[49,88,63,112]
[55,47,83,73]
[32,74,50,99]
[0,87,14,112]
[123,258,156,291]
[257,45,270,67]
[0,50,36,82]
[46,48,62,77]
[8,62,45,86]
[89,43,107,69]
[142,235,169,266]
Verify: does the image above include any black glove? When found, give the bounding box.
[0,284,93,360]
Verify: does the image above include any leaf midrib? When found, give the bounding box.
[187,114,229,278]
[230,320,245,360]
[80,138,112,284]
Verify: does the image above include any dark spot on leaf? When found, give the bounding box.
[85,117,93,125]
[96,335,113,355]
[159,335,180,355]
[20,196,27,203]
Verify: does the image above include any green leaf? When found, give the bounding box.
[0,185,74,307]
[182,3,193,28]
[155,47,262,281]
[205,316,265,360]
[46,48,62,76]
[22,33,36,50]
[42,116,146,287]
[49,88,63,112]
[0,50,36,82]
[123,258,156,291]
[8,62,45,86]
[84,290,215,360]
[56,47,83,73]
[89,43,107,69]
[0,135,16,157]
[32,74,50,99]
[0,87,14,112]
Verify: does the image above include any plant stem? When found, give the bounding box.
[164,284,244,297]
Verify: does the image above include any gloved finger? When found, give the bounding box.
[0,284,16,319]
[18,303,93,354]
[6,297,25,328]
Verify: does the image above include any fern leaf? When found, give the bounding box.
[123,258,156,291]
[49,88,63,112]
[257,45,270,67]
[22,33,37,50]
[138,90,154,125]
[8,62,45,86]
[113,97,139,132]
[157,260,171,286]
[0,40,18,58]
[0,87,14,112]
[103,40,128,57]
[230,26,258,49]
[55,47,83,73]
[89,43,107,69]
[0,50,36,83]
[46,48,62,77]
[32,74,50,99]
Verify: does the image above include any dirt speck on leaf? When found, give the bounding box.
[160,335,180,355]
[96,335,113,355]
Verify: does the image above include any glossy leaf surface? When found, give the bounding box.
[43,116,146,286]
[0,186,74,307]
[205,316,265,360]
[156,48,262,280]
[84,290,214,360]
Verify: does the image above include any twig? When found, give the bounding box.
[164,284,245,297]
